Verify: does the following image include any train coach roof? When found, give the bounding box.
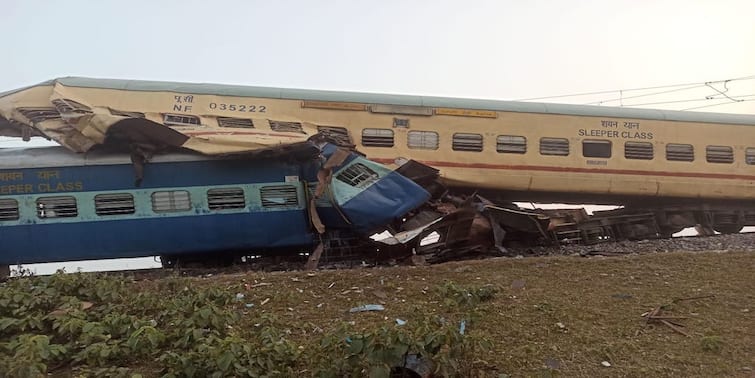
[0,146,210,169]
[10,76,755,126]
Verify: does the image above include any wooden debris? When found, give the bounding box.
[641,306,690,337]
[659,320,690,337]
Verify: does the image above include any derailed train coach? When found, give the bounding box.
[0,140,430,275]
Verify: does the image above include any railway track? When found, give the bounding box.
[77,232,754,281]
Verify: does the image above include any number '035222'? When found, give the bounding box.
[209,103,266,112]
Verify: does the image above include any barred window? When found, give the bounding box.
[582,139,612,158]
[269,120,305,133]
[496,135,527,154]
[336,163,380,188]
[407,131,439,150]
[260,185,299,209]
[361,128,394,147]
[164,114,200,127]
[705,145,734,164]
[95,193,135,216]
[452,133,483,152]
[746,147,755,165]
[207,188,246,210]
[317,125,353,146]
[217,117,253,128]
[151,190,191,212]
[666,143,694,162]
[540,137,569,156]
[37,196,78,218]
[0,198,19,221]
[624,141,654,160]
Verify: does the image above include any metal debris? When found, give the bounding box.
[349,304,385,313]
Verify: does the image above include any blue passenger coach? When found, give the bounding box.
[0,143,429,267]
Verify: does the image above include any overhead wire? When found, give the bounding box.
[518,75,755,110]
[514,75,755,102]
[516,75,755,111]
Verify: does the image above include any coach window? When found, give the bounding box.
[624,141,653,160]
[407,131,439,150]
[207,188,246,211]
[95,193,136,216]
[217,117,254,128]
[747,147,755,165]
[260,185,299,209]
[706,145,734,164]
[539,137,569,156]
[452,133,483,152]
[151,190,191,213]
[269,121,305,134]
[336,163,380,189]
[163,114,200,127]
[666,143,694,162]
[496,135,527,154]
[317,125,353,147]
[37,196,78,219]
[361,128,394,147]
[0,198,19,221]
[582,139,612,158]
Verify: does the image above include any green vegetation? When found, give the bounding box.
[0,272,492,377]
[1,250,753,377]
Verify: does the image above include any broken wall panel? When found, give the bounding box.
[0,79,317,155]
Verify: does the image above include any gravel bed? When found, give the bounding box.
[510,232,755,256]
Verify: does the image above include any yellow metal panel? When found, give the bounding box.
[301,100,366,111]
[435,108,498,118]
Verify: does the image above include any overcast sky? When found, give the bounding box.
[2,0,754,113]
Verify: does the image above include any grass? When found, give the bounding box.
[3,250,753,377]
[198,250,754,377]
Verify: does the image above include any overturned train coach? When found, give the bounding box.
[0,141,430,274]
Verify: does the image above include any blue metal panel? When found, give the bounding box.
[1,159,304,195]
[339,171,430,233]
[0,211,314,265]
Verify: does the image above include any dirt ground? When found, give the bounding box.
[176,250,755,377]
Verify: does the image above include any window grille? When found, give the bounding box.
[95,193,135,216]
[407,131,439,150]
[540,137,569,156]
[336,163,380,189]
[624,142,653,160]
[705,145,734,164]
[207,188,246,210]
[18,108,61,123]
[52,99,91,114]
[582,139,612,158]
[151,190,191,212]
[109,109,146,118]
[37,196,78,218]
[666,144,694,162]
[452,133,483,152]
[163,114,200,127]
[217,117,254,128]
[260,185,299,208]
[317,126,353,146]
[746,147,755,165]
[496,135,527,154]
[0,198,19,221]
[361,128,394,147]
[269,121,305,133]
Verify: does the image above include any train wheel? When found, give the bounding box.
[713,224,744,234]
